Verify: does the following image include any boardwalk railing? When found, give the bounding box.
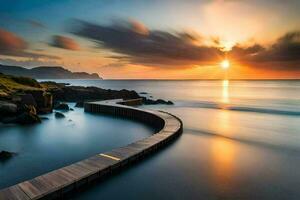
[0,99,183,200]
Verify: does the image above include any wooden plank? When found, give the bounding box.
[127,141,152,150]
[107,146,140,159]
[152,133,168,139]
[89,155,118,168]
[0,185,30,200]
[80,157,109,170]
[42,169,75,189]
[62,163,94,180]
[76,161,100,173]
[18,178,52,200]
[163,124,180,132]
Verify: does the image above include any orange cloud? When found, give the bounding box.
[0,28,27,54]
[0,28,59,59]
[128,19,149,35]
[50,35,80,51]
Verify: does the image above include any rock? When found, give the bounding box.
[0,101,17,116]
[142,98,174,105]
[18,94,37,107]
[27,90,52,113]
[69,108,74,111]
[39,92,53,113]
[40,117,49,120]
[75,101,84,107]
[54,103,69,110]
[0,151,14,161]
[55,112,65,118]
[167,101,174,105]
[12,91,53,114]
[50,85,140,103]
[43,81,172,107]
[1,104,41,125]
[156,99,174,105]
[14,112,41,125]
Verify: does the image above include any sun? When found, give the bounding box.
[220,59,230,69]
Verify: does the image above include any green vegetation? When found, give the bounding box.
[10,76,41,88]
[0,73,43,98]
[39,81,65,90]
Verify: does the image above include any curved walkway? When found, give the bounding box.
[0,99,183,200]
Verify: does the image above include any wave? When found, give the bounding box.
[184,128,300,154]
[176,101,300,116]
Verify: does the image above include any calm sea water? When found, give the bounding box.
[1,80,300,199]
[0,104,154,188]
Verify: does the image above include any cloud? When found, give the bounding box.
[230,31,300,70]
[0,28,59,59]
[128,19,149,35]
[50,35,80,50]
[70,19,300,71]
[257,31,300,62]
[70,19,221,67]
[0,28,27,54]
[100,62,126,68]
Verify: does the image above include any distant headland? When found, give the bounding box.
[0,64,101,79]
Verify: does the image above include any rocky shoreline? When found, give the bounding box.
[0,74,173,125]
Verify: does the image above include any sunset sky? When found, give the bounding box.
[0,0,300,79]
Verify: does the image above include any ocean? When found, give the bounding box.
[1,80,300,199]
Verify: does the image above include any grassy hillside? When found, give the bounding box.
[0,73,42,98]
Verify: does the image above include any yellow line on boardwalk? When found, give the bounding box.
[99,153,121,161]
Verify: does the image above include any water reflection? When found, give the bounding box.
[222,80,229,103]
[216,110,232,136]
[211,137,236,193]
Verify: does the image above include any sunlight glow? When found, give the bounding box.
[221,60,230,69]
[220,40,235,52]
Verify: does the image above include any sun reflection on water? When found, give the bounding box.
[222,80,229,103]
[211,137,236,194]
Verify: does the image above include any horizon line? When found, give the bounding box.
[102,78,300,81]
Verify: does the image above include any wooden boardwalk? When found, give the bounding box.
[0,99,182,200]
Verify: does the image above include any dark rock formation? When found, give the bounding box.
[50,86,141,102]
[0,101,17,116]
[55,112,65,118]
[14,112,41,125]
[26,91,53,113]
[0,102,41,125]
[54,103,69,110]
[2,105,41,125]
[49,86,174,106]
[142,98,174,105]
[75,101,84,107]
[0,151,14,161]
[18,94,37,107]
